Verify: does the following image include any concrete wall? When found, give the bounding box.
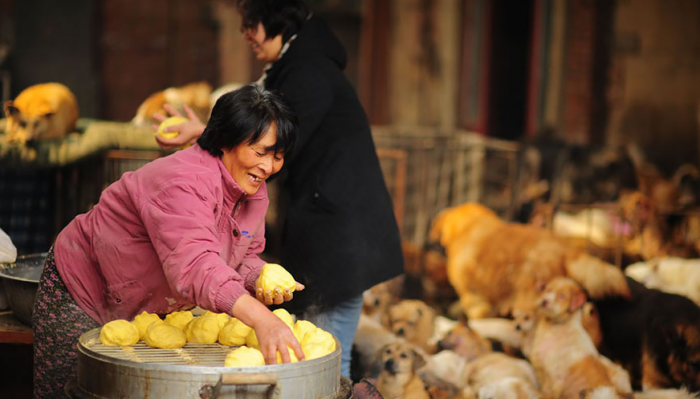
[607,0,700,174]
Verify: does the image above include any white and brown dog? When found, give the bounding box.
[528,277,632,399]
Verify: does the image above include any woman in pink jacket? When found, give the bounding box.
[32,85,302,398]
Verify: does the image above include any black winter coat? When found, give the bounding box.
[264,16,404,312]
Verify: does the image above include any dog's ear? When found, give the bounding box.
[380,309,392,329]
[411,347,427,371]
[3,101,19,118]
[570,290,587,312]
[457,310,469,325]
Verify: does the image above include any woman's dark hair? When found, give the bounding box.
[236,0,309,42]
[197,84,298,158]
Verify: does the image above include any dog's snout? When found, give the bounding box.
[515,324,522,331]
[436,339,445,350]
[384,358,396,373]
[374,298,380,306]
[396,327,405,336]
[541,299,549,308]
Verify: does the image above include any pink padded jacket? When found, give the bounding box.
[54,145,268,324]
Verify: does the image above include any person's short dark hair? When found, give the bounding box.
[197,84,298,158]
[236,0,309,42]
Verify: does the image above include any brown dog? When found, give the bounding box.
[362,277,403,324]
[528,277,632,399]
[429,202,630,319]
[385,300,436,353]
[376,342,430,399]
[437,315,492,362]
[4,82,78,144]
[461,352,540,399]
[131,81,212,127]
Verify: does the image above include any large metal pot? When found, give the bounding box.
[70,328,343,399]
[0,253,46,325]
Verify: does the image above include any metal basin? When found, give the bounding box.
[0,253,47,325]
[72,328,342,398]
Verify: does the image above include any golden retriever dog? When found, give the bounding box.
[131,81,212,127]
[461,352,539,399]
[528,277,632,399]
[385,300,436,353]
[4,82,78,144]
[376,342,430,399]
[429,202,630,319]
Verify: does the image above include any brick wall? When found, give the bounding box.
[561,0,597,144]
[100,0,219,121]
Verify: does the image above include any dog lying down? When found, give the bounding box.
[625,257,700,305]
[528,277,632,399]
[594,277,700,393]
[430,202,630,319]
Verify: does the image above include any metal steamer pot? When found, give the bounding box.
[69,329,343,399]
[0,253,46,325]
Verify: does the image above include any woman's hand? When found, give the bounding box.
[252,311,305,364]
[153,104,206,150]
[256,282,305,306]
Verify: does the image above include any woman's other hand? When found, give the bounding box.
[252,310,305,364]
[153,104,206,150]
[256,282,305,305]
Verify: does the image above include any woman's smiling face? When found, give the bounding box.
[221,121,284,195]
[243,22,283,63]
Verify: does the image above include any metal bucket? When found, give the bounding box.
[72,328,342,399]
[0,253,46,325]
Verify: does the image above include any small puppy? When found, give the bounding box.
[376,342,430,399]
[437,315,493,362]
[363,277,402,324]
[385,299,436,353]
[4,82,78,144]
[353,314,399,380]
[529,277,632,399]
[461,352,540,399]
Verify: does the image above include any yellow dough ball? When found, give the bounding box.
[301,328,336,360]
[164,310,194,331]
[185,315,221,344]
[256,263,296,293]
[245,329,260,349]
[131,311,163,339]
[272,308,294,328]
[156,116,189,139]
[218,318,252,346]
[144,322,187,349]
[276,347,299,364]
[100,319,140,346]
[225,346,265,367]
[202,311,230,329]
[293,320,317,342]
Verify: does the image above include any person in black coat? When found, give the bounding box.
[155,0,404,378]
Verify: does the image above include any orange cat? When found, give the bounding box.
[3,82,79,143]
